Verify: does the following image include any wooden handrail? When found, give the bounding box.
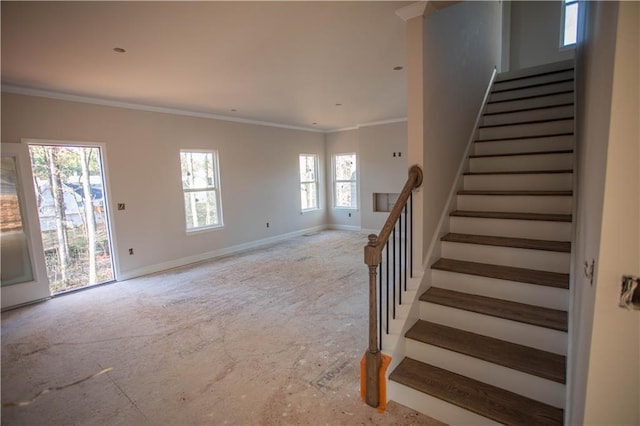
[362,164,423,408]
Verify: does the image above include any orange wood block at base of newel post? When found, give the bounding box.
[360,352,392,412]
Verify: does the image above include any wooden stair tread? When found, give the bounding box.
[390,358,564,426]
[482,102,574,116]
[451,210,572,222]
[458,190,572,196]
[464,169,572,175]
[495,65,574,84]
[431,258,569,289]
[441,233,571,253]
[487,90,575,106]
[420,287,568,331]
[476,131,574,143]
[478,117,573,129]
[406,320,566,383]
[469,149,573,159]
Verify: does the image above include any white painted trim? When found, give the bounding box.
[117,225,328,281]
[395,2,428,22]
[327,224,361,232]
[1,85,325,134]
[326,117,408,134]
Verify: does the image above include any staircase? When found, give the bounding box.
[388,60,575,425]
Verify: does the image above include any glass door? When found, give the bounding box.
[1,143,50,309]
[27,144,115,294]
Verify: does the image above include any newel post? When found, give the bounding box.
[364,234,382,407]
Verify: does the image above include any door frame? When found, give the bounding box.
[23,138,121,290]
[1,142,50,309]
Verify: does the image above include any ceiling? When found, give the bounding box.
[1,1,414,132]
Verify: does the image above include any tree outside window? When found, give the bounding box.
[299,154,319,211]
[180,150,223,231]
[334,153,357,209]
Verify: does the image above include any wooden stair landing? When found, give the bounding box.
[390,358,564,426]
[420,287,568,331]
[406,320,566,383]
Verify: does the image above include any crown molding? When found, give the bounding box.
[395,1,427,21]
[1,85,326,134]
[326,117,408,134]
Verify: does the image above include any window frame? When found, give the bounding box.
[560,0,578,48]
[299,153,320,212]
[333,153,358,210]
[179,149,224,233]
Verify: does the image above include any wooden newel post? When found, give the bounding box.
[364,234,382,407]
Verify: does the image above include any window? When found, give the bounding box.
[180,150,223,231]
[299,154,319,211]
[562,0,578,46]
[333,153,357,209]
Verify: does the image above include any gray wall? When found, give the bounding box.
[509,0,575,70]
[326,121,408,232]
[421,0,502,260]
[1,93,327,279]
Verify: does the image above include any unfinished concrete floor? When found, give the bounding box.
[2,230,443,425]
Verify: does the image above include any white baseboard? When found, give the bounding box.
[327,224,362,232]
[117,225,328,281]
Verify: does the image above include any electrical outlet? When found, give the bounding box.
[129,248,134,255]
[118,203,126,210]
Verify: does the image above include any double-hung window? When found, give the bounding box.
[333,153,357,209]
[561,0,578,46]
[180,150,223,231]
[299,154,319,211]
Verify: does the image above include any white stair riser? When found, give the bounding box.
[478,119,574,141]
[450,216,572,240]
[473,135,574,155]
[441,242,570,273]
[421,302,567,354]
[405,340,566,408]
[388,381,501,426]
[457,194,573,214]
[481,105,574,127]
[463,173,573,191]
[469,153,573,173]
[488,81,574,103]
[485,92,574,115]
[431,270,569,310]
[492,69,574,92]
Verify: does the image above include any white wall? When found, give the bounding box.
[358,122,407,232]
[509,0,575,70]
[1,93,327,280]
[421,0,502,262]
[570,1,640,424]
[325,121,408,232]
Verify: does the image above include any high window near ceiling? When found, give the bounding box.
[561,0,578,46]
[299,154,319,211]
[180,150,223,231]
[333,153,357,209]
